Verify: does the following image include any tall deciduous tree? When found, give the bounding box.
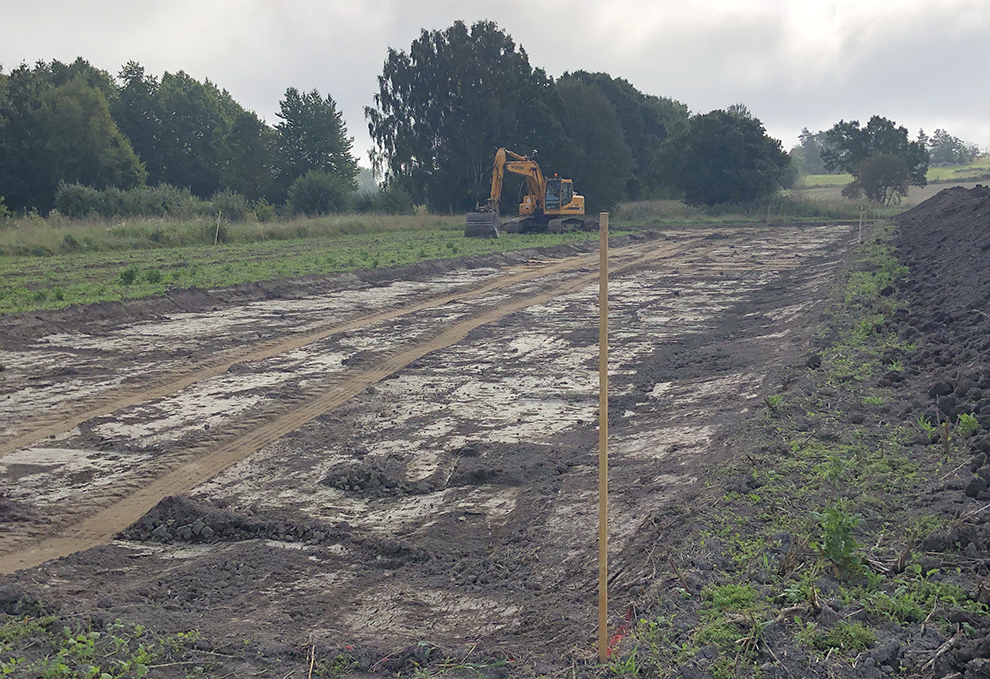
[366,20,559,213]
[0,62,145,212]
[551,79,633,212]
[155,71,234,198]
[792,128,831,175]
[220,109,275,201]
[113,62,166,184]
[926,128,976,166]
[852,154,910,205]
[272,87,357,202]
[559,71,689,199]
[822,116,929,187]
[678,109,790,206]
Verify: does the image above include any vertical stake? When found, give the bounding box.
[214,209,223,246]
[598,211,609,662]
[859,205,864,244]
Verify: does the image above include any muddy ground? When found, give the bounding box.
[1,201,988,677]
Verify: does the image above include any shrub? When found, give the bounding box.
[286,170,354,215]
[353,183,416,215]
[0,196,11,222]
[253,198,277,222]
[54,182,104,218]
[210,189,251,222]
[119,265,140,285]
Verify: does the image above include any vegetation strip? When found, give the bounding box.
[610,217,990,677]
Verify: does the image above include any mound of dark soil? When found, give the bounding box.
[448,442,577,487]
[896,184,990,313]
[320,454,413,496]
[319,442,583,498]
[896,186,990,462]
[118,495,348,544]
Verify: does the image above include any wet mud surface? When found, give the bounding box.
[0,223,889,674]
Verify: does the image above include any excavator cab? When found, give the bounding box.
[545,177,562,212]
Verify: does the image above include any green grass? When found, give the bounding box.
[0,212,467,257]
[0,220,617,316]
[614,194,871,226]
[800,156,990,188]
[799,173,853,188]
[927,155,990,182]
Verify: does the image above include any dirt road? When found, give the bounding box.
[0,224,853,668]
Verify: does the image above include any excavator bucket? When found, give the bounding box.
[464,211,500,238]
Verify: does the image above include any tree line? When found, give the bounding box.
[0,58,363,216]
[3,20,979,219]
[365,21,792,213]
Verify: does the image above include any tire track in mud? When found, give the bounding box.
[1,234,734,573]
[0,237,701,458]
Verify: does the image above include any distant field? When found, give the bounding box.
[794,181,985,205]
[927,156,990,182]
[801,157,990,188]
[798,173,853,188]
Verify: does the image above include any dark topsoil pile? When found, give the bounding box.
[896,185,990,457]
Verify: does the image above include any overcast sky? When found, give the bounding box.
[3,0,989,167]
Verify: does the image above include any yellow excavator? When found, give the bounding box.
[464,148,594,238]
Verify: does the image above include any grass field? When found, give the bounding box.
[0,220,616,316]
[0,187,936,317]
[800,156,990,188]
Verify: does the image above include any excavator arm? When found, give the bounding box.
[483,148,546,216]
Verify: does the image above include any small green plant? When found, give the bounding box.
[888,359,903,371]
[957,412,979,438]
[935,411,952,454]
[917,415,937,436]
[144,268,162,284]
[119,264,140,285]
[764,394,783,417]
[797,620,876,654]
[813,503,861,571]
[703,582,760,611]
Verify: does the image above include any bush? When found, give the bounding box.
[210,189,251,222]
[376,183,415,215]
[286,170,354,216]
[0,196,11,223]
[119,265,140,285]
[54,183,104,218]
[353,183,416,215]
[253,198,277,222]
[54,182,252,221]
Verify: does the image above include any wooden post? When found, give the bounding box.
[214,210,223,246]
[598,211,609,662]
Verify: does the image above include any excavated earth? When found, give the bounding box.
[0,203,985,676]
